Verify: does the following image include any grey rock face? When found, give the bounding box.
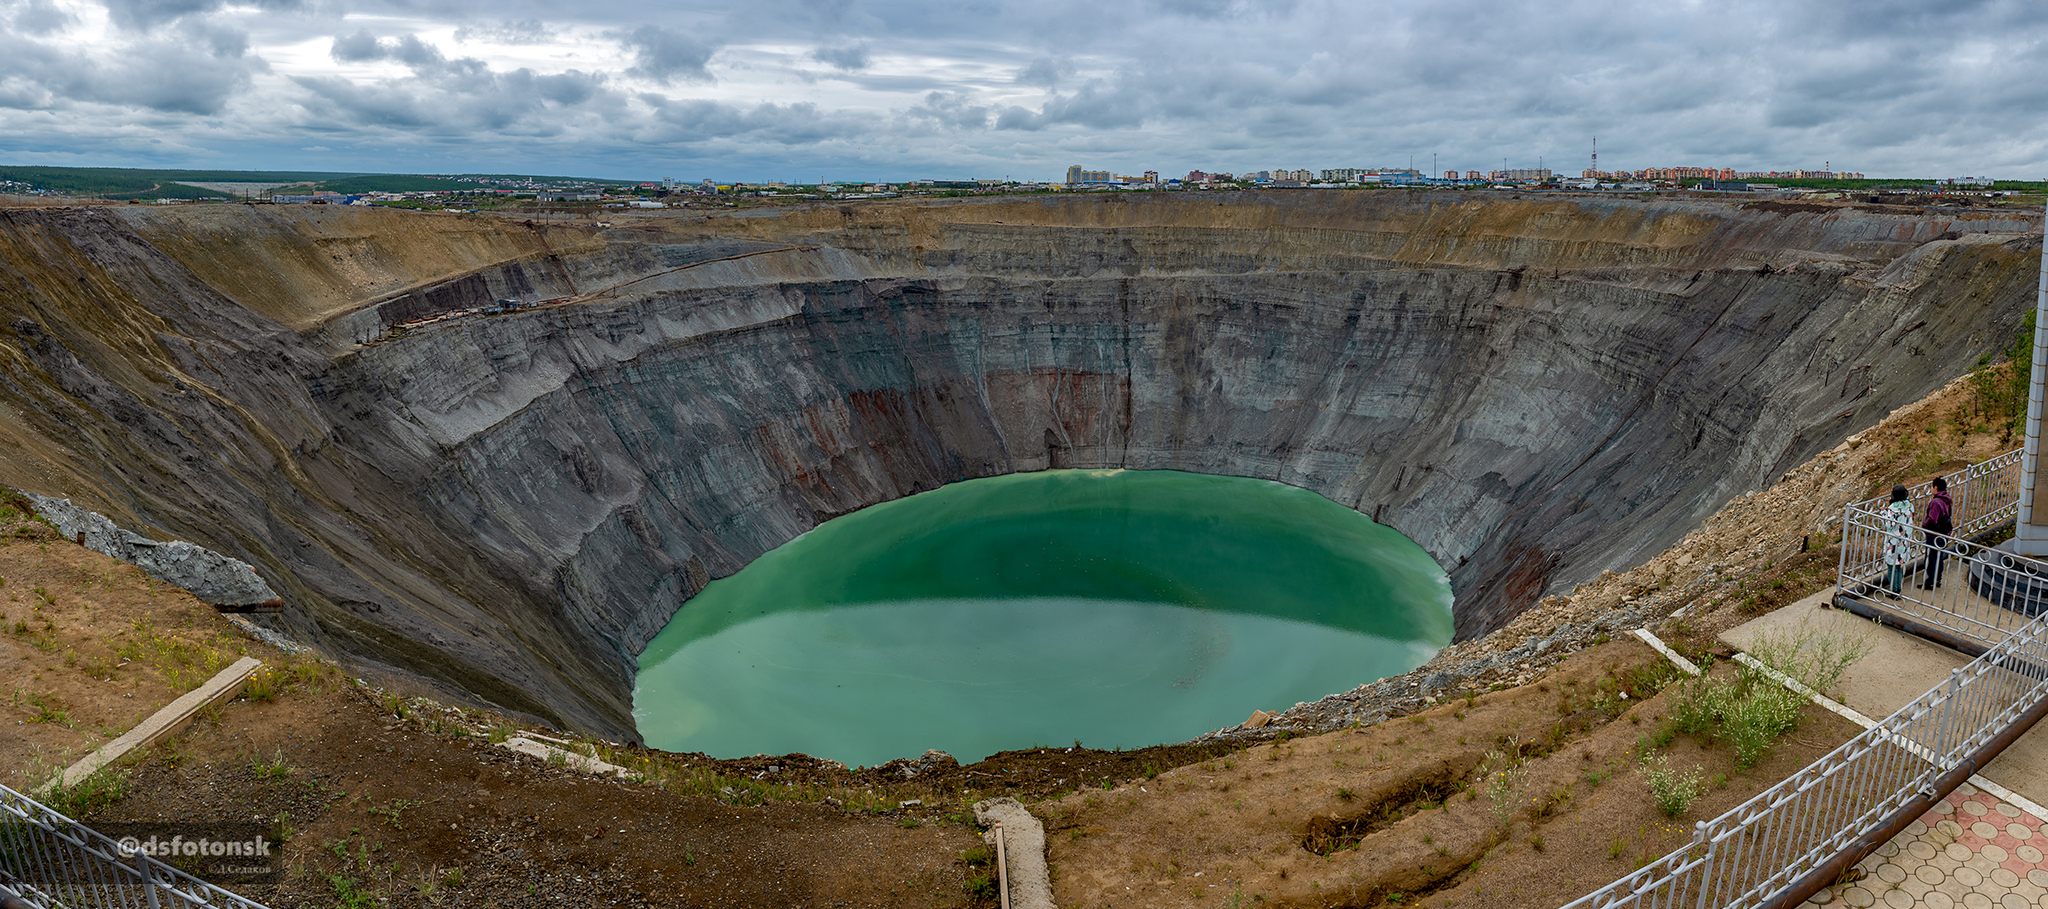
[0,195,2034,746]
[23,493,280,606]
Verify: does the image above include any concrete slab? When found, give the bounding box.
[1720,589,2048,821]
[498,736,636,779]
[1723,589,1970,711]
[42,656,264,794]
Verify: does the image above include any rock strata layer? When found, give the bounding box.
[0,194,2033,742]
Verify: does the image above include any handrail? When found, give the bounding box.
[1846,447,2022,542]
[0,782,272,909]
[1562,446,2048,908]
[1562,607,2048,908]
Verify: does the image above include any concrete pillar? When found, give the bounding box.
[2015,211,2048,556]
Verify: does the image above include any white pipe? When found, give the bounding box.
[2017,210,2048,555]
[994,822,1011,909]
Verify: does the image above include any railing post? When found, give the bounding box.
[1693,821,1717,909]
[134,846,162,909]
[1940,668,1965,759]
[1837,504,1852,596]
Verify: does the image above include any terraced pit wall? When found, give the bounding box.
[0,193,2032,743]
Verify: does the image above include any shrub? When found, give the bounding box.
[243,668,277,702]
[1746,623,1875,696]
[1670,675,1734,736]
[1668,668,1804,769]
[1479,749,1527,827]
[1644,755,1705,818]
[1723,683,1805,769]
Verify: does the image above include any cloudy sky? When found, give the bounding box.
[1,0,2044,183]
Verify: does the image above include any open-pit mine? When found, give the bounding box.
[0,191,2032,755]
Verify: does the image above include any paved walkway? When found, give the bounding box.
[1721,589,2048,909]
[1803,782,2048,909]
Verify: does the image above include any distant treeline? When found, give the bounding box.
[0,166,636,199]
[306,175,491,194]
[0,166,362,198]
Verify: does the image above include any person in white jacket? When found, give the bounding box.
[1882,484,1916,598]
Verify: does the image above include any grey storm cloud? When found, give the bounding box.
[331,31,446,69]
[3,0,73,35]
[998,82,1144,132]
[1014,57,1071,88]
[73,44,256,114]
[906,91,990,130]
[811,43,871,71]
[611,24,718,85]
[294,55,619,133]
[8,0,2048,181]
[0,16,259,114]
[639,96,864,146]
[99,0,298,29]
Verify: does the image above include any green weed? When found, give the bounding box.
[1644,755,1705,817]
[251,749,293,780]
[41,767,129,818]
[1479,748,1527,827]
[329,875,376,909]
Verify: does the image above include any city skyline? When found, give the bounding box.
[1,1,2044,182]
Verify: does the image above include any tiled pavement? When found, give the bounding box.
[1801,783,2048,909]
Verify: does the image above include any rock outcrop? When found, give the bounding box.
[23,492,280,607]
[0,194,2033,742]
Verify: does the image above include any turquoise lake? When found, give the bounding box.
[633,469,1454,767]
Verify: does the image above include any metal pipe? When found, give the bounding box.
[1835,589,2048,679]
[1831,594,1999,661]
[2017,211,2048,553]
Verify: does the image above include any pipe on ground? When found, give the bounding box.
[1831,593,2048,679]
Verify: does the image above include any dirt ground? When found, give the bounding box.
[1,364,2022,908]
[0,512,257,789]
[1042,641,1860,909]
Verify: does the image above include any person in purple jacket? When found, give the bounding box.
[1919,476,1954,589]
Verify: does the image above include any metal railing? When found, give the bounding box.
[1562,607,2048,907]
[1851,446,2023,542]
[1839,511,2029,648]
[0,783,271,909]
[1562,446,2048,909]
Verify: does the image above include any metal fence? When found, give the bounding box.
[1870,447,2026,542]
[1563,604,2048,907]
[1561,447,2048,909]
[1830,446,2023,551]
[0,783,271,909]
[1841,517,2015,648]
[1837,446,2029,648]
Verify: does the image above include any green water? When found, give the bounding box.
[633,469,1453,767]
